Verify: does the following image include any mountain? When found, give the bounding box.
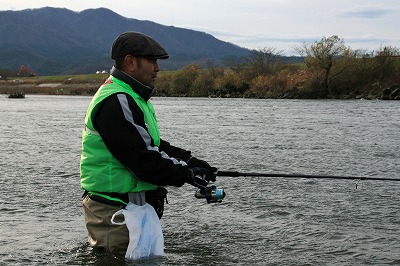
[0,7,251,75]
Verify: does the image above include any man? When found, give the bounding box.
[80,31,217,255]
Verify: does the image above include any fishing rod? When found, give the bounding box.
[216,171,400,182]
[195,171,400,204]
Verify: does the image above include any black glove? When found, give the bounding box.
[187,156,217,173]
[187,167,216,188]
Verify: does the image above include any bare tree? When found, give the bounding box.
[245,47,283,78]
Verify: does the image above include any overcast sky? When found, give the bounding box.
[1,0,399,55]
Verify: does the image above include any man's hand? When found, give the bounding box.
[187,157,217,174]
[187,167,216,188]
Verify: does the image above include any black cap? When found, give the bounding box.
[111,31,169,60]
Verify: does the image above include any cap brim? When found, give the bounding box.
[145,54,169,60]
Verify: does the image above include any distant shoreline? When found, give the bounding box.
[1,73,399,100]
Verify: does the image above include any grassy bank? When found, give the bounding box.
[0,74,108,96]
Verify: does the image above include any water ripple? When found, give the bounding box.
[1,96,400,265]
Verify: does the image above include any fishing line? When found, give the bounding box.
[216,171,400,189]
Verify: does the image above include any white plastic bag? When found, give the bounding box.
[111,202,164,260]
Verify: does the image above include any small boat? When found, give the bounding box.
[8,92,25,99]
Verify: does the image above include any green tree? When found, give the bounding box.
[215,69,249,96]
[294,35,348,97]
[171,64,201,96]
[339,46,400,93]
[191,71,216,97]
[374,46,399,80]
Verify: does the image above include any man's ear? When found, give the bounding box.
[123,55,137,72]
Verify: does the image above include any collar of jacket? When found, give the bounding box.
[110,66,156,101]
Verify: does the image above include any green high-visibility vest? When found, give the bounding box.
[80,76,158,203]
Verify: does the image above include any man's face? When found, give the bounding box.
[132,57,160,88]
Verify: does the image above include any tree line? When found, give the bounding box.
[156,35,400,100]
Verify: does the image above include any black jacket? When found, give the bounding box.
[92,67,192,187]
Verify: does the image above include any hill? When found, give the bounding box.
[0,7,251,75]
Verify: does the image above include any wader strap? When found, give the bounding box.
[128,191,146,206]
[82,190,89,198]
[85,191,147,206]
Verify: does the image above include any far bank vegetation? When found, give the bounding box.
[156,36,400,100]
[1,35,399,100]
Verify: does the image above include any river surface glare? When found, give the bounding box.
[1,95,399,265]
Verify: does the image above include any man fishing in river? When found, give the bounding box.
[80,31,217,257]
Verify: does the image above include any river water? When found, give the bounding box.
[1,95,399,265]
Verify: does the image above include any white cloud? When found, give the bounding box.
[340,7,394,19]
